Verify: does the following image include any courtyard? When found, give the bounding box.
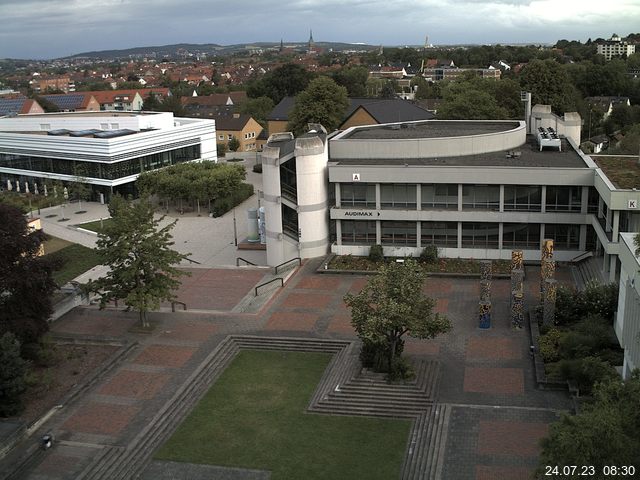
[0,256,576,480]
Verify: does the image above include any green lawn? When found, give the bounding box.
[156,350,411,479]
[45,242,102,286]
[76,218,113,233]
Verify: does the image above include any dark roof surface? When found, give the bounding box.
[42,94,86,110]
[214,113,252,131]
[331,136,587,169]
[267,97,434,123]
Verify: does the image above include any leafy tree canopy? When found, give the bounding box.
[437,75,512,120]
[0,204,57,348]
[288,77,349,135]
[344,259,452,374]
[287,76,349,135]
[332,65,369,97]
[518,59,580,114]
[538,372,640,475]
[0,332,28,417]
[85,195,190,327]
[246,63,315,104]
[239,95,274,128]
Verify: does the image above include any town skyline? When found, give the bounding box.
[1,0,639,59]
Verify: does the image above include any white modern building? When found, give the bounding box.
[615,233,640,379]
[597,34,636,60]
[0,111,216,199]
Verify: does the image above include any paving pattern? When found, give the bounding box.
[3,260,576,480]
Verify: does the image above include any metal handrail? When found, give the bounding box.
[236,257,257,266]
[255,278,283,296]
[171,301,187,312]
[569,251,593,263]
[274,257,301,275]
[184,257,202,265]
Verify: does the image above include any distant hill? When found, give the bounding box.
[64,41,379,60]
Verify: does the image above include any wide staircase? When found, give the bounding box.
[571,255,606,291]
[77,335,449,480]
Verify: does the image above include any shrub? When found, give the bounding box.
[368,244,384,262]
[555,283,619,326]
[419,245,439,264]
[211,182,254,217]
[538,327,564,363]
[216,142,227,157]
[558,314,613,360]
[557,356,617,395]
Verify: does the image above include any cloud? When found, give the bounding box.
[0,0,639,58]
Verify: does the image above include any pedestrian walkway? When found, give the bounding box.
[2,260,575,480]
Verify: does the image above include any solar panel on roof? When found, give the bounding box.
[42,94,84,110]
[0,98,25,116]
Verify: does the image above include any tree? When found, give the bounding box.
[378,80,398,99]
[287,76,349,135]
[618,124,640,154]
[246,63,315,104]
[228,137,241,152]
[438,78,510,120]
[71,166,92,212]
[142,92,162,111]
[518,59,580,113]
[0,332,28,417]
[85,195,190,327]
[332,66,369,97]
[239,96,274,128]
[537,373,640,476]
[0,204,58,349]
[343,259,452,377]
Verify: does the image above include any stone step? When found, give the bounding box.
[310,403,423,419]
[422,403,451,480]
[401,411,430,480]
[329,387,431,402]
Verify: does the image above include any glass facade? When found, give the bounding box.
[462,223,500,248]
[282,204,298,240]
[545,224,580,249]
[341,183,376,208]
[279,158,297,202]
[421,184,458,210]
[0,144,200,181]
[504,186,542,212]
[381,221,416,246]
[462,185,500,211]
[380,184,417,209]
[421,221,458,247]
[546,186,582,212]
[341,220,376,245]
[502,223,541,248]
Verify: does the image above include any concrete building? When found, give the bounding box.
[0,111,216,200]
[262,107,640,378]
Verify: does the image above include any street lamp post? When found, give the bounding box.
[233,208,238,246]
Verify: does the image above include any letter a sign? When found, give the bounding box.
[352,173,361,182]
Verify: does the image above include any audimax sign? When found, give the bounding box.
[343,211,381,217]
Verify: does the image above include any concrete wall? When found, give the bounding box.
[330,121,526,159]
[340,108,377,130]
[295,135,329,260]
[529,105,582,145]
[615,233,640,379]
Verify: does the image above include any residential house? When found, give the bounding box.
[81,89,171,111]
[267,97,435,136]
[586,96,631,119]
[41,93,100,112]
[0,97,45,116]
[214,113,263,152]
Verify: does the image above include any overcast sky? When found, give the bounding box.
[1,0,639,59]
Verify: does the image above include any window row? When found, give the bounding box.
[340,221,580,250]
[339,183,596,213]
[0,145,201,180]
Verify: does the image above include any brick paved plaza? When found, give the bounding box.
[6,259,574,480]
